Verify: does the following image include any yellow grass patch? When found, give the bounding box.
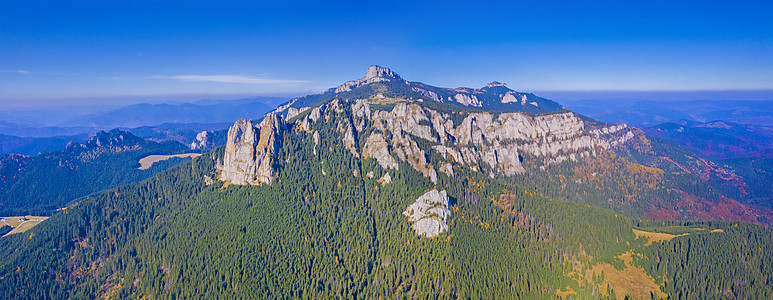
[138,153,201,170]
[586,252,667,299]
[556,286,577,299]
[711,228,725,233]
[1,216,49,236]
[367,96,410,105]
[633,228,688,246]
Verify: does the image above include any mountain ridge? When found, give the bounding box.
[276,65,564,115]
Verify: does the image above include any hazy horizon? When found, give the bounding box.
[2,0,772,109]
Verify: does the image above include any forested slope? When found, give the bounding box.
[0,129,191,215]
[0,103,770,299]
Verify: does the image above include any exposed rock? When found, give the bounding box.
[501,91,527,104]
[485,81,508,88]
[439,163,454,177]
[218,114,283,185]
[190,130,212,150]
[392,134,437,184]
[411,87,441,102]
[299,105,326,131]
[362,133,398,170]
[352,99,371,131]
[339,117,359,158]
[271,98,298,115]
[378,173,392,185]
[312,131,320,156]
[452,93,482,107]
[403,190,451,238]
[335,65,404,93]
[287,106,310,120]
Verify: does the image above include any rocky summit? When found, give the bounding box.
[277,65,564,113]
[218,114,283,185]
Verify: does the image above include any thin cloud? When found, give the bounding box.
[150,74,308,85]
[16,70,30,75]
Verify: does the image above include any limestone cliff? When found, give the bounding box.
[283,97,637,184]
[403,190,451,238]
[218,114,283,185]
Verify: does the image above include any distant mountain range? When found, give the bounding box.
[0,97,281,138]
[0,98,278,155]
[565,99,773,127]
[643,120,773,160]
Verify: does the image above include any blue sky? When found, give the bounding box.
[1,0,772,107]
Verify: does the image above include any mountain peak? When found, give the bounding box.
[485,81,508,88]
[69,129,146,151]
[334,65,404,93]
[365,65,401,80]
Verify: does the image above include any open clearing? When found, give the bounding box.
[588,252,668,299]
[1,216,49,236]
[565,250,667,299]
[633,228,689,246]
[138,153,201,170]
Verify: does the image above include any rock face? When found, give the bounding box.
[218,114,283,185]
[190,131,211,150]
[285,97,635,183]
[452,93,482,107]
[403,190,451,238]
[335,65,404,93]
[362,133,398,170]
[501,91,527,104]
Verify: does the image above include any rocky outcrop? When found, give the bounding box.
[501,91,527,104]
[286,106,310,120]
[362,133,398,170]
[335,65,404,93]
[364,102,634,177]
[403,190,451,238]
[378,172,392,185]
[485,81,508,88]
[190,131,212,150]
[411,87,441,102]
[452,93,482,107]
[218,114,283,185]
[299,104,326,131]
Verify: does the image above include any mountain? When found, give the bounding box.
[0,133,90,156]
[643,120,773,160]
[277,65,563,115]
[0,129,192,216]
[0,98,281,138]
[0,123,231,156]
[70,101,276,129]
[565,99,773,127]
[0,121,98,138]
[0,66,771,299]
[127,122,231,150]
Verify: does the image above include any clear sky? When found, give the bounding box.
[1,0,772,107]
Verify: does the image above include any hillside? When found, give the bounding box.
[643,121,773,160]
[0,66,770,299]
[0,129,191,216]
